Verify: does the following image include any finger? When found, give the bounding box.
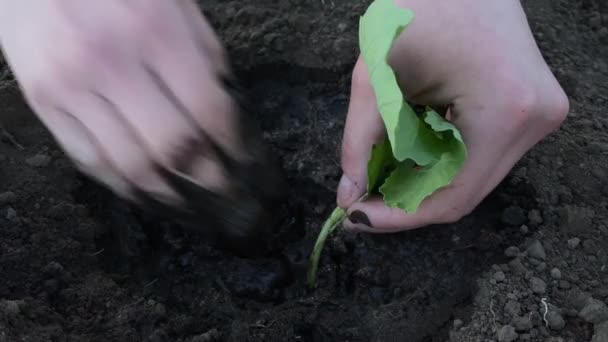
[81,0,242,166]
[338,56,387,208]
[62,90,178,200]
[128,2,244,163]
[27,88,149,201]
[32,108,133,197]
[91,50,236,195]
[343,184,471,232]
[177,0,230,75]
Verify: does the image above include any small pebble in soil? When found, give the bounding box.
[497,324,518,342]
[494,271,506,283]
[0,191,16,205]
[504,300,522,316]
[579,298,608,324]
[593,321,608,342]
[509,258,528,276]
[0,300,24,317]
[512,315,532,332]
[25,154,51,167]
[502,206,527,226]
[527,240,546,260]
[529,277,547,294]
[567,238,581,249]
[535,262,547,272]
[520,225,529,234]
[551,268,562,279]
[453,319,464,330]
[505,246,521,258]
[6,207,17,220]
[546,310,566,330]
[43,261,64,276]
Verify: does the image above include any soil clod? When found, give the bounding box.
[527,240,547,260]
[24,154,51,168]
[1,1,607,341]
[579,298,608,324]
[530,277,548,295]
[497,324,519,342]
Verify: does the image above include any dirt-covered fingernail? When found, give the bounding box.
[348,210,371,227]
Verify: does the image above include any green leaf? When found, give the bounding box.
[359,0,419,163]
[423,107,465,143]
[360,0,467,213]
[367,140,394,193]
[379,110,467,212]
[307,0,469,290]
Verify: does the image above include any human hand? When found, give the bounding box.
[0,0,285,245]
[337,0,569,232]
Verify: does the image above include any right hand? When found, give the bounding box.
[338,0,569,233]
[0,0,286,245]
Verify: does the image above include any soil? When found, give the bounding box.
[1,0,608,341]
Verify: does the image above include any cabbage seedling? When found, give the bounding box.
[307,0,468,288]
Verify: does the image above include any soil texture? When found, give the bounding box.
[1,0,608,341]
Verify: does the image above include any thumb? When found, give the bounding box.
[337,56,386,208]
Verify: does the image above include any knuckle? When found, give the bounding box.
[498,82,538,129]
[45,37,111,85]
[498,77,570,134]
[129,5,174,45]
[542,87,570,130]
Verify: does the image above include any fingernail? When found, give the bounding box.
[337,174,355,207]
[348,210,371,227]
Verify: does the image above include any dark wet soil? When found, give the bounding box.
[1,0,608,341]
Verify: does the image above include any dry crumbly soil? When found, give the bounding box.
[1,0,608,341]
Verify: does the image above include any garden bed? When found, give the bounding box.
[1,0,607,341]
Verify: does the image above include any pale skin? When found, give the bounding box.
[0,0,243,206]
[0,0,569,234]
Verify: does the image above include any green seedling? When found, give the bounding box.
[307,0,468,288]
